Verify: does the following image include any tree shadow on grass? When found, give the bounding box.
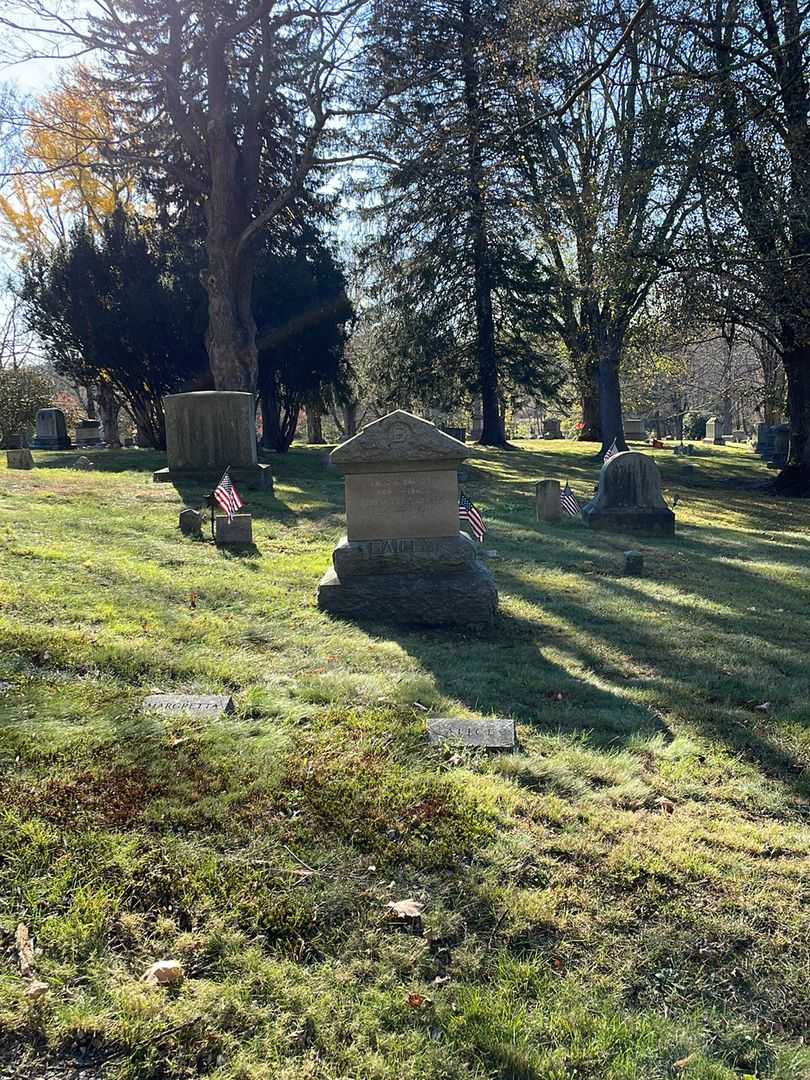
[32,448,165,474]
[342,607,667,749]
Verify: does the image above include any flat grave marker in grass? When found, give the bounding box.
[427,716,515,748]
[142,693,234,717]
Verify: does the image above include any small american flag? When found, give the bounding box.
[560,482,579,517]
[210,468,243,521]
[603,438,619,464]
[459,492,486,542]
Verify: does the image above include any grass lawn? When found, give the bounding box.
[0,438,808,1080]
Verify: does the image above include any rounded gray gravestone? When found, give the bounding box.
[583,451,674,536]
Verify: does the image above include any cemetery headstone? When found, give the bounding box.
[624,550,644,575]
[583,451,675,536]
[541,417,562,439]
[72,456,95,470]
[317,410,497,626]
[6,449,34,470]
[179,508,203,536]
[74,419,103,447]
[535,479,561,523]
[3,433,27,449]
[214,513,253,545]
[769,424,790,468]
[441,425,466,442]
[704,417,725,445]
[731,429,746,443]
[427,717,515,748]
[142,693,234,717]
[30,408,70,450]
[153,391,273,491]
[623,417,646,440]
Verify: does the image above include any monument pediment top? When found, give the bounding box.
[330,410,469,469]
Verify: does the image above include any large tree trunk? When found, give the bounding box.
[576,354,601,441]
[595,328,628,457]
[305,403,325,444]
[460,0,507,449]
[98,381,121,447]
[773,339,810,493]
[203,231,258,392]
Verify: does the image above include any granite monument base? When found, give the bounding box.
[317,562,497,627]
[153,463,273,492]
[30,435,71,450]
[582,505,674,536]
[332,533,477,577]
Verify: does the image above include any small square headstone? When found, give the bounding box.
[427,717,515,748]
[6,449,34,470]
[214,513,253,545]
[73,456,95,470]
[624,550,644,575]
[142,693,234,717]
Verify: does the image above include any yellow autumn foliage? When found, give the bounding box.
[0,65,137,255]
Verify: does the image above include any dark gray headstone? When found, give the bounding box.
[427,717,515,748]
[179,508,203,536]
[214,513,253,545]
[6,448,34,470]
[75,419,103,447]
[30,408,70,450]
[142,693,234,717]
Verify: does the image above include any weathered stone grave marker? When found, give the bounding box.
[75,419,103,447]
[214,514,253,546]
[179,508,203,536]
[541,417,562,439]
[427,717,515,748]
[583,451,675,536]
[623,418,645,440]
[317,410,497,626]
[153,391,272,491]
[30,408,70,451]
[704,417,725,445]
[142,693,234,717]
[6,449,34,470]
[535,479,561,523]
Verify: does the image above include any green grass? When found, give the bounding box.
[0,439,808,1079]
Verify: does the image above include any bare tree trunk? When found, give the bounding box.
[203,224,258,392]
[98,382,121,447]
[460,0,507,449]
[260,380,300,452]
[85,384,97,420]
[306,403,325,444]
[343,401,358,438]
[595,327,628,456]
[576,354,601,441]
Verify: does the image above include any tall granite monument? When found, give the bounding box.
[317,410,497,626]
[153,391,272,491]
[583,450,675,536]
[30,408,70,450]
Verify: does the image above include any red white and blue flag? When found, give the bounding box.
[211,468,243,521]
[560,482,580,517]
[603,438,620,464]
[459,492,486,543]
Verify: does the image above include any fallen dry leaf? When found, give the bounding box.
[26,981,49,1000]
[673,1052,697,1069]
[656,796,676,814]
[432,975,451,987]
[142,959,184,986]
[755,702,771,712]
[387,898,424,919]
[405,992,432,1008]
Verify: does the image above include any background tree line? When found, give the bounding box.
[0,0,809,488]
